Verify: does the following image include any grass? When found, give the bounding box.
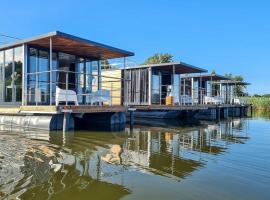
[246,97,270,111]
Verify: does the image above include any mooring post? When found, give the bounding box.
[223,108,229,119]
[63,112,69,132]
[62,109,72,132]
[216,106,221,121]
[128,107,136,130]
[240,106,244,117]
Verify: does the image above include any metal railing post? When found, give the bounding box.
[49,37,52,105]
[65,72,68,106]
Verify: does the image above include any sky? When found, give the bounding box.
[0,0,269,94]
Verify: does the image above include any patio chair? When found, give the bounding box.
[55,86,79,106]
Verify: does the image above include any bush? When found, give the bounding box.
[246,97,270,111]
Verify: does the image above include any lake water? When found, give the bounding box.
[0,116,270,200]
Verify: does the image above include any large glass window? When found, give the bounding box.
[77,58,85,103]
[58,52,76,90]
[27,48,53,105]
[4,49,13,102]
[172,74,180,104]
[37,50,49,105]
[91,61,99,92]
[14,47,23,102]
[151,72,161,104]
[25,47,97,105]
[0,51,4,102]
[86,61,92,94]
[27,48,38,105]
[51,52,58,104]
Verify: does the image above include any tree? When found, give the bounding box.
[253,94,262,97]
[142,53,173,65]
[101,60,111,69]
[225,73,246,96]
[211,70,216,75]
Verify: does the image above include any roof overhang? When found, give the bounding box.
[126,62,207,74]
[0,31,134,60]
[184,74,230,81]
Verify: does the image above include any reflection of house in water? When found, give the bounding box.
[0,118,250,198]
[0,130,131,199]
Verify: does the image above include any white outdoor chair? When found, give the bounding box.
[204,96,224,105]
[233,98,241,104]
[55,86,79,106]
[86,89,111,105]
[181,95,193,105]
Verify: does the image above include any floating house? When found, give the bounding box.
[102,62,207,106]
[181,74,231,105]
[181,75,250,105]
[0,31,251,130]
[103,63,251,119]
[0,31,134,130]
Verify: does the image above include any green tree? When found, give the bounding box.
[225,73,246,96]
[101,60,111,69]
[142,53,173,65]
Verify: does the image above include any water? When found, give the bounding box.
[0,116,270,200]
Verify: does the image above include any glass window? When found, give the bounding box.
[0,51,4,102]
[172,74,180,104]
[14,46,23,102]
[76,58,85,104]
[85,61,92,94]
[27,48,38,105]
[37,50,49,105]
[91,61,99,92]
[29,48,37,73]
[51,52,58,104]
[4,49,13,102]
[152,73,161,104]
[58,52,76,90]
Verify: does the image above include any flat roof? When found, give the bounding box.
[219,80,251,86]
[124,62,207,74]
[0,31,134,60]
[183,74,230,81]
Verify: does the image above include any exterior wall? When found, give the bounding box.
[125,68,149,105]
[102,69,122,105]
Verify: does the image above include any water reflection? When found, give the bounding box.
[0,118,250,199]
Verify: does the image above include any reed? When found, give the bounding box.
[246,97,270,111]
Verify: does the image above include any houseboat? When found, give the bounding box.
[103,64,251,119]
[0,31,134,130]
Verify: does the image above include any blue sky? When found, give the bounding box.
[0,0,269,94]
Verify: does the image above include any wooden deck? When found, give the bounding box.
[132,104,249,111]
[0,104,249,115]
[61,105,126,113]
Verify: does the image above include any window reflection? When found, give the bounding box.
[38,50,49,105]
[152,73,160,104]
[26,47,96,105]
[14,47,22,102]
[4,49,13,102]
[0,51,4,102]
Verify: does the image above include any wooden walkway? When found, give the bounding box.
[132,104,249,111]
[0,104,250,115]
[62,105,126,113]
